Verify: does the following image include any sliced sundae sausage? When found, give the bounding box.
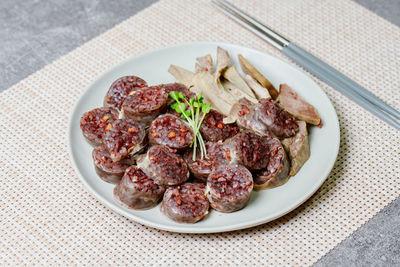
[256,98,298,138]
[149,114,194,149]
[254,137,290,190]
[281,121,310,176]
[122,86,168,125]
[161,183,209,223]
[228,98,270,136]
[136,145,189,186]
[200,109,239,142]
[80,107,119,146]
[114,166,165,210]
[183,141,230,181]
[158,83,197,117]
[92,145,131,184]
[206,164,253,213]
[223,131,269,171]
[159,82,196,105]
[104,75,147,110]
[227,98,298,139]
[102,119,146,162]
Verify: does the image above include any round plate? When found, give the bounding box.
[68,42,340,233]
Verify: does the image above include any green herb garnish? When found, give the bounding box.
[169,91,211,161]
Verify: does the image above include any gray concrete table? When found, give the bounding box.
[1,0,399,265]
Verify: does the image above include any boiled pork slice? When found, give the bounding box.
[281,120,310,176]
[279,84,321,125]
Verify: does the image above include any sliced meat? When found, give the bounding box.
[216,46,230,77]
[220,78,258,104]
[192,71,236,115]
[161,183,209,223]
[200,109,239,142]
[244,74,271,100]
[168,65,195,89]
[183,141,230,181]
[149,114,194,149]
[206,164,253,213]
[279,84,321,125]
[136,145,189,186]
[104,76,147,110]
[102,119,146,162]
[222,65,256,99]
[238,54,279,99]
[114,166,165,210]
[80,107,119,146]
[122,86,168,125]
[92,145,131,184]
[254,137,290,190]
[196,54,213,73]
[281,121,310,176]
[223,131,269,171]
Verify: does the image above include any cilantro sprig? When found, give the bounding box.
[169,91,211,161]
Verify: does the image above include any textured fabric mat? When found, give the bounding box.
[1,0,399,265]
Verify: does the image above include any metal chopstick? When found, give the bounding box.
[212,0,400,130]
[282,45,400,130]
[285,43,400,120]
[212,0,289,50]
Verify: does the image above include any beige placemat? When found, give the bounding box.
[1,0,399,265]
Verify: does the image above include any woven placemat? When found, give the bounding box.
[1,0,399,265]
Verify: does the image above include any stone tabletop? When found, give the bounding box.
[1,0,399,265]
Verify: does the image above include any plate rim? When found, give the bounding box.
[67,41,340,233]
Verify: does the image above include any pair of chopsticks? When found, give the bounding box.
[212,0,400,130]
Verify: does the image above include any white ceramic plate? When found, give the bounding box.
[68,42,340,233]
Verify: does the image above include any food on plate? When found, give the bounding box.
[224,98,269,133]
[200,109,239,142]
[206,164,253,212]
[192,71,242,115]
[170,47,260,117]
[160,82,196,105]
[244,74,271,100]
[167,91,211,159]
[184,141,230,181]
[222,66,256,99]
[227,97,298,138]
[149,114,194,149]
[122,86,168,125]
[238,54,279,99]
[281,121,310,176]
[104,75,147,110]
[80,107,119,146]
[279,83,321,125]
[257,98,299,138]
[216,47,230,74]
[102,118,146,162]
[92,144,131,184]
[80,46,322,224]
[168,65,195,89]
[136,145,189,186]
[161,183,209,223]
[254,137,290,189]
[196,54,213,73]
[223,130,269,171]
[114,166,165,210]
